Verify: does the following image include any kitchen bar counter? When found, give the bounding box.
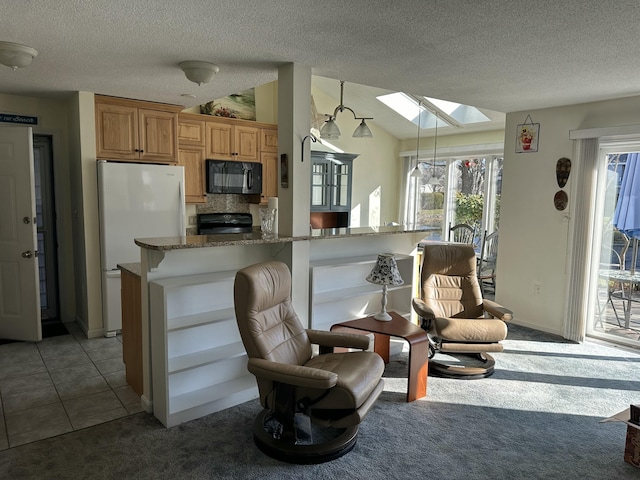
[134,225,428,251]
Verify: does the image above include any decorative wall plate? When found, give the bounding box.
[554,190,568,211]
[556,157,571,188]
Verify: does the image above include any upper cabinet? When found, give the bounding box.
[205,119,259,162]
[95,95,181,163]
[177,113,277,204]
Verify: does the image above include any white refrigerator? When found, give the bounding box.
[97,161,185,336]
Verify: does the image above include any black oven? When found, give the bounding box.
[206,159,262,195]
[197,213,253,234]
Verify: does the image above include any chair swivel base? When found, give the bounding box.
[253,409,359,464]
[429,353,496,380]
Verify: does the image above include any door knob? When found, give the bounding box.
[21,250,35,258]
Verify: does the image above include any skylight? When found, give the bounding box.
[376,92,489,129]
[424,96,490,125]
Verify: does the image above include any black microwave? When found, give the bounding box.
[206,159,262,195]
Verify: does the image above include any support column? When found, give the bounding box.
[278,63,311,325]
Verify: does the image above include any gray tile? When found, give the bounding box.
[42,351,92,371]
[0,358,47,381]
[63,390,128,430]
[0,419,7,451]
[49,363,101,386]
[2,384,59,414]
[93,357,125,375]
[78,336,121,352]
[102,370,128,389]
[0,342,40,364]
[56,375,110,401]
[36,333,78,351]
[125,401,144,415]
[0,372,52,395]
[38,342,84,360]
[9,420,73,448]
[113,385,140,407]
[5,402,71,440]
[85,344,122,362]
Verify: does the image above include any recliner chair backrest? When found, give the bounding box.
[234,261,312,366]
[420,244,484,319]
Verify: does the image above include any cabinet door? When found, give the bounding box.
[206,121,234,160]
[234,125,259,162]
[260,128,278,153]
[311,160,331,211]
[95,102,139,160]
[260,151,278,203]
[138,109,178,162]
[331,162,352,211]
[178,145,207,204]
[177,117,205,146]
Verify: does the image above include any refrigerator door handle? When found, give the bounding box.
[178,180,185,235]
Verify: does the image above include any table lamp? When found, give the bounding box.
[366,253,404,321]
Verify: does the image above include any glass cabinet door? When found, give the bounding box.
[311,161,330,209]
[331,162,351,209]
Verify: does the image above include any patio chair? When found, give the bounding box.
[448,222,475,245]
[477,230,499,296]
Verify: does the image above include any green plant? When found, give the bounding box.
[455,192,483,231]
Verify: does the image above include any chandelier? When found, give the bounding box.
[320,80,373,139]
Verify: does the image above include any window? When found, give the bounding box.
[402,153,503,247]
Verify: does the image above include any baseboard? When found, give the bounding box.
[141,395,153,413]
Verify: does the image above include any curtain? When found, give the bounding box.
[564,137,599,341]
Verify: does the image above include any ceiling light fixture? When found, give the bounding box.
[0,41,38,70]
[410,101,423,178]
[179,61,220,86]
[320,80,373,139]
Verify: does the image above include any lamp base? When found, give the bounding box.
[373,311,392,321]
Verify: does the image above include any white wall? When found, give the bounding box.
[499,94,640,336]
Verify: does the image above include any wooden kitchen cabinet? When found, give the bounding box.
[120,265,143,397]
[177,115,205,146]
[95,95,180,163]
[260,127,278,153]
[205,119,259,162]
[260,151,278,203]
[178,144,207,204]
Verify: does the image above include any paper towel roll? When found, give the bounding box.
[268,197,278,235]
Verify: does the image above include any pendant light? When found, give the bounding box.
[320,80,373,139]
[426,111,440,186]
[410,101,423,178]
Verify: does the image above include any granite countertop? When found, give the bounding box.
[134,225,428,251]
[117,262,141,276]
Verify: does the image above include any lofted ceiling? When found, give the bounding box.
[2,1,640,140]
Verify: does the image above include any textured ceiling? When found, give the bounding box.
[2,0,640,137]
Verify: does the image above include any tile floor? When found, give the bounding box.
[0,322,142,449]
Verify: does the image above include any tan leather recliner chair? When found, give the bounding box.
[412,243,513,379]
[234,260,385,464]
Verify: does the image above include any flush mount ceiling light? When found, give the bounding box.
[320,80,373,139]
[0,41,38,70]
[179,61,220,86]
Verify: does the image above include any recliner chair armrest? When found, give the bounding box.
[412,297,435,319]
[247,357,338,390]
[482,299,513,321]
[306,329,371,350]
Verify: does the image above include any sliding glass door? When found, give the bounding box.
[589,149,640,348]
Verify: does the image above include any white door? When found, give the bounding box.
[0,126,41,341]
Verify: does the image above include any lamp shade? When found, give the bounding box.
[366,254,404,286]
[320,118,341,139]
[352,119,373,138]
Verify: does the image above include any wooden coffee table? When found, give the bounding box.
[330,311,429,402]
